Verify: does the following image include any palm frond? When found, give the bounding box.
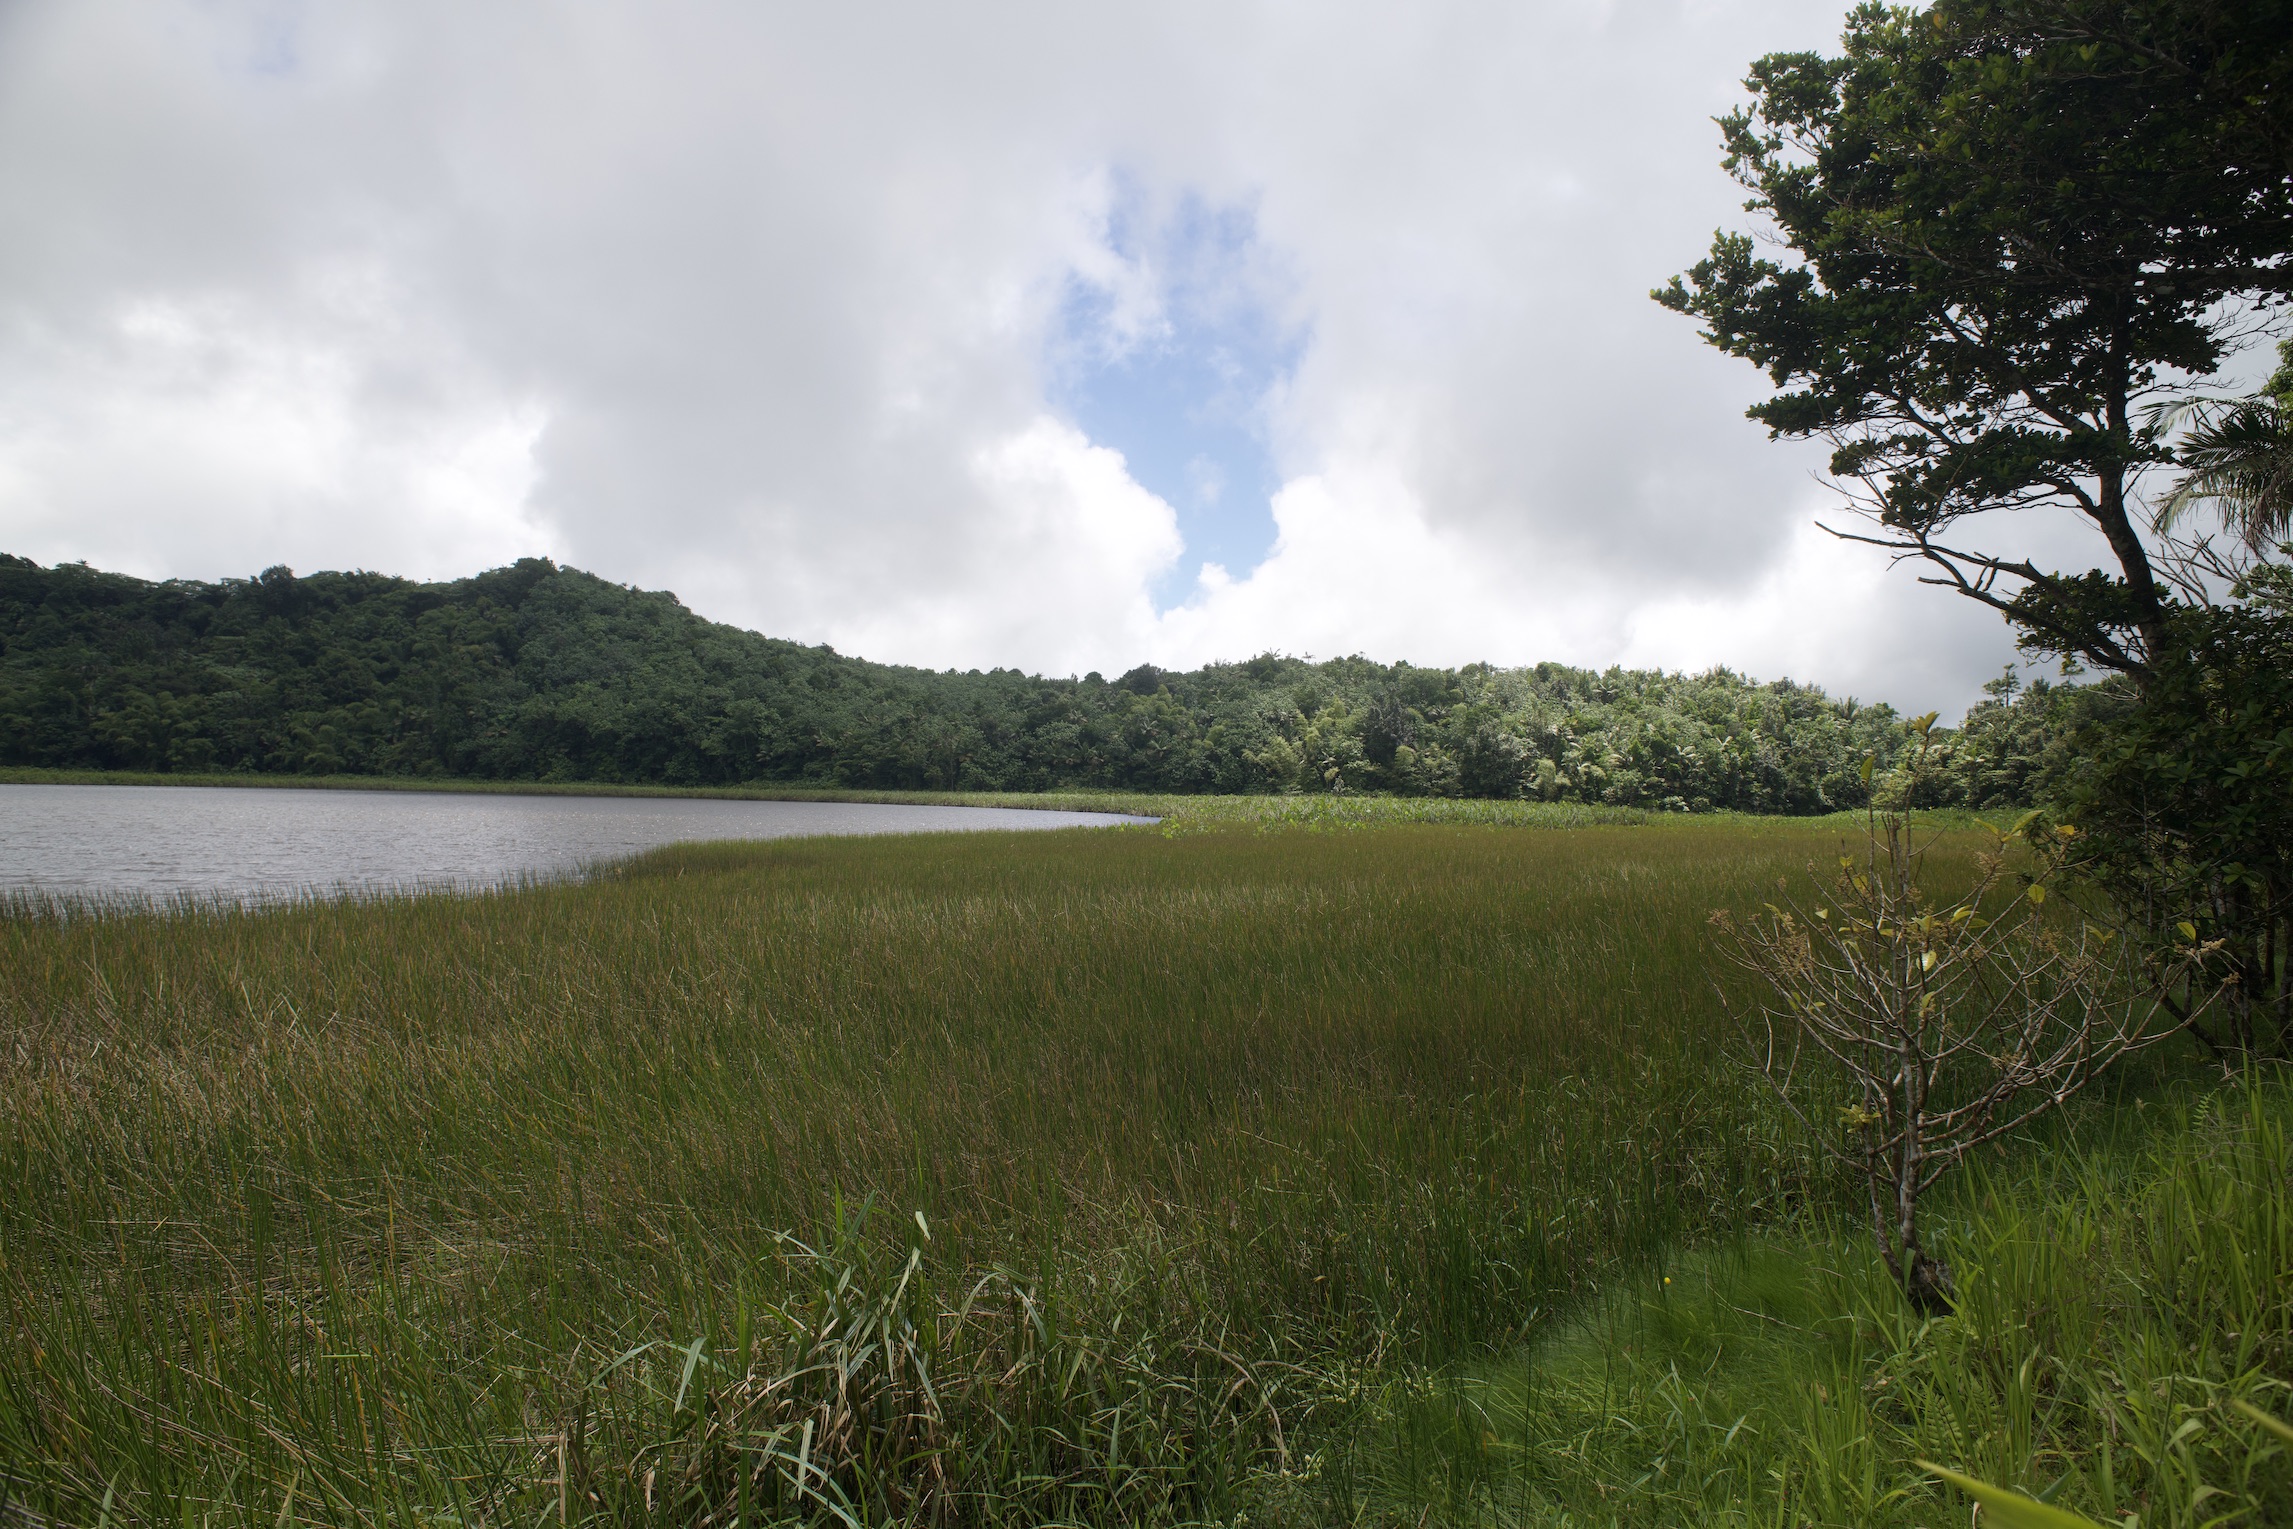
[2154,397,2293,554]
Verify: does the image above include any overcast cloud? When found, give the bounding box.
[0,0,2153,717]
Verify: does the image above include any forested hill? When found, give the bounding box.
[0,554,2073,811]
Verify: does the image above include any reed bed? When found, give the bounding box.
[0,816,2233,1525]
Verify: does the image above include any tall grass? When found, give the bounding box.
[1353,1079,2293,1527]
[0,817,2237,1524]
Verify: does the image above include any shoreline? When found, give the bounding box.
[0,767,2022,834]
[0,766,1164,817]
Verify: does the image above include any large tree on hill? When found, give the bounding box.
[1657,0,2293,678]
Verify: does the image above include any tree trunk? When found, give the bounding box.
[2093,388,2168,670]
[1904,1247,1956,1313]
[1867,1165,1956,1314]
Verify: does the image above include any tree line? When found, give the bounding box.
[0,552,2079,811]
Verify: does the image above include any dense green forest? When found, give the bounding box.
[0,554,2078,810]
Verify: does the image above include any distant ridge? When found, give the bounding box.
[0,555,2057,810]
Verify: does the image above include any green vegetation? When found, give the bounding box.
[1359,1082,2293,1526]
[8,3,2291,1520]
[3,816,2282,1524]
[0,817,1907,1522]
[2051,561,2293,1058]
[1659,0,2293,678]
[1654,0,2293,1071]
[2,553,2063,811]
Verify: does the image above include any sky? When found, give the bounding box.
[0,0,2189,718]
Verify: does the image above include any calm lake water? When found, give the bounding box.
[0,784,1152,902]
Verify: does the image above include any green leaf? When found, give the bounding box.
[1917,1463,2107,1528]
[2233,1398,2293,1445]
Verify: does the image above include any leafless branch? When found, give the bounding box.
[1710,743,2218,1309]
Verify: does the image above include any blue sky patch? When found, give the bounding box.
[1049,182,1305,607]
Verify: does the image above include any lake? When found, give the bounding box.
[0,784,1154,902]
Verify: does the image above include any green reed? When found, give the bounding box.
[0,817,2066,1524]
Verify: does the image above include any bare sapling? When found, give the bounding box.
[1709,715,2219,1311]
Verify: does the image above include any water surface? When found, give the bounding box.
[0,784,1150,902]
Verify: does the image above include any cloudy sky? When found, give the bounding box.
[0,0,2157,716]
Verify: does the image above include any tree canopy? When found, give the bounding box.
[1658,0,2293,675]
[0,553,2058,812]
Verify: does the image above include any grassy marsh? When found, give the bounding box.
[0,816,2280,1524]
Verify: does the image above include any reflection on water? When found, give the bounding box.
[0,784,1150,902]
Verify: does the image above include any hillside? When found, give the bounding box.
[0,554,2074,809]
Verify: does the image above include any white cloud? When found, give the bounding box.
[818,417,1184,677]
[0,284,551,581]
[1617,517,2019,710]
[0,0,2089,717]
[1152,460,1612,670]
